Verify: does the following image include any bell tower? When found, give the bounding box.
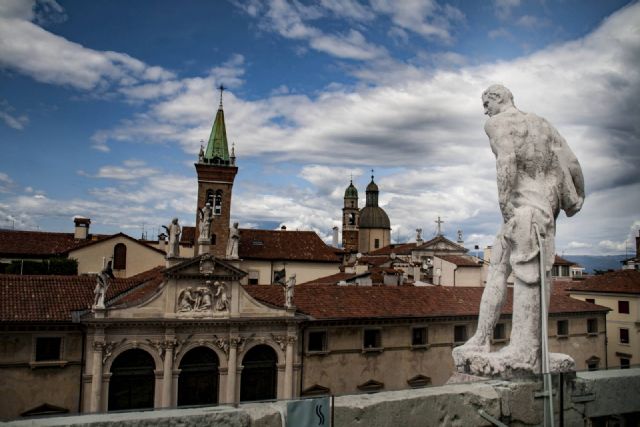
[195,85,238,257]
[342,178,359,251]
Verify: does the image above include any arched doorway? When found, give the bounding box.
[240,345,278,402]
[108,349,155,411]
[178,347,219,406]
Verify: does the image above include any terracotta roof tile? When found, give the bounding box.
[0,229,108,257]
[554,255,577,266]
[369,243,418,256]
[0,267,164,322]
[436,255,482,267]
[300,272,370,285]
[239,229,339,262]
[245,285,607,320]
[568,270,640,295]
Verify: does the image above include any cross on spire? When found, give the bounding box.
[371,169,374,181]
[218,84,225,108]
[435,216,444,236]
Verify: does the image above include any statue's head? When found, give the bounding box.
[482,84,514,117]
[233,222,239,228]
[172,217,179,224]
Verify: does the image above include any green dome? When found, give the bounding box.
[344,182,358,199]
[359,206,391,229]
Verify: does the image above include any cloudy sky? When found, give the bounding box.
[0,0,638,256]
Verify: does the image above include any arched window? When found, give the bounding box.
[108,349,155,411]
[349,212,356,225]
[240,345,278,402]
[206,189,214,206]
[178,347,219,406]
[214,191,223,215]
[113,243,127,270]
[211,234,216,245]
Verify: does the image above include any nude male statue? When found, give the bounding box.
[452,84,584,377]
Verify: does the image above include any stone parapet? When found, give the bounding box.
[5,368,640,426]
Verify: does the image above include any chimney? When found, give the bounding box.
[484,246,492,263]
[73,217,91,240]
[332,226,339,247]
[280,225,287,231]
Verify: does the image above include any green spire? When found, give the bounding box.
[203,85,230,164]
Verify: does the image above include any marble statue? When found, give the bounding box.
[285,274,296,308]
[213,281,230,311]
[162,218,181,258]
[198,144,204,163]
[416,228,423,241]
[226,222,240,259]
[452,84,584,377]
[93,261,115,309]
[177,287,196,312]
[198,203,213,241]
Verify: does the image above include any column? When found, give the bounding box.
[283,336,296,399]
[89,341,104,413]
[226,338,238,404]
[162,340,175,408]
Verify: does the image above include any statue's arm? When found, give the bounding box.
[486,119,517,222]
[556,129,585,199]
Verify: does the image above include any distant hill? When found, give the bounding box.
[559,255,629,274]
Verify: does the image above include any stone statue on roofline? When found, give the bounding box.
[226,222,240,259]
[285,274,296,308]
[162,218,181,258]
[93,260,115,310]
[452,84,585,378]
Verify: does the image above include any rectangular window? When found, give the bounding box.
[363,329,382,349]
[454,325,467,343]
[307,331,327,353]
[35,337,62,361]
[248,270,259,285]
[374,238,380,249]
[620,328,630,344]
[587,318,598,334]
[552,265,559,276]
[587,362,598,371]
[585,298,595,304]
[618,301,630,314]
[620,358,630,369]
[412,327,428,346]
[557,320,569,337]
[493,323,506,340]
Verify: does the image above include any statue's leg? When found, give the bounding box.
[453,228,511,360]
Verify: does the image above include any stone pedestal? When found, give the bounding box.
[165,257,182,268]
[198,240,210,256]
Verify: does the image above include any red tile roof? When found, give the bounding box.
[554,255,578,266]
[0,267,164,322]
[300,271,371,285]
[369,243,418,256]
[69,232,166,255]
[239,229,340,262]
[436,255,482,267]
[568,270,640,295]
[0,229,108,258]
[245,284,608,320]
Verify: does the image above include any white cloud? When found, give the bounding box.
[0,172,14,193]
[516,15,549,29]
[0,1,174,93]
[0,99,29,130]
[494,0,521,20]
[94,160,160,181]
[319,0,374,21]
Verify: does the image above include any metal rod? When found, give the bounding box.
[478,409,509,427]
[534,225,554,427]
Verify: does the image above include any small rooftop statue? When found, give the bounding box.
[285,274,296,308]
[162,218,181,258]
[452,84,584,378]
[198,203,213,242]
[93,261,115,310]
[226,222,240,259]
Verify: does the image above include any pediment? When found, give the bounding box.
[165,254,247,280]
[416,236,467,253]
[97,255,291,321]
[301,384,331,397]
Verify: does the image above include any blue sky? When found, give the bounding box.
[0,0,638,256]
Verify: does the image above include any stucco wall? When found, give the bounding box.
[571,292,639,368]
[69,236,164,277]
[0,330,83,419]
[302,313,607,395]
[358,228,390,254]
[239,260,339,285]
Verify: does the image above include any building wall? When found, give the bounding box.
[0,328,83,419]
[302,313,607,395]
[69,236,164,278]
[358,229,390,254]
[571,293,639,368]
[431,257,483,287]
[239,260,340,285]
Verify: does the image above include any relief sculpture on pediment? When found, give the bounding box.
[177,280,230,315]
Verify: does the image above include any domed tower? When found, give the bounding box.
[342,179,359,251]
[358,173,390,253]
